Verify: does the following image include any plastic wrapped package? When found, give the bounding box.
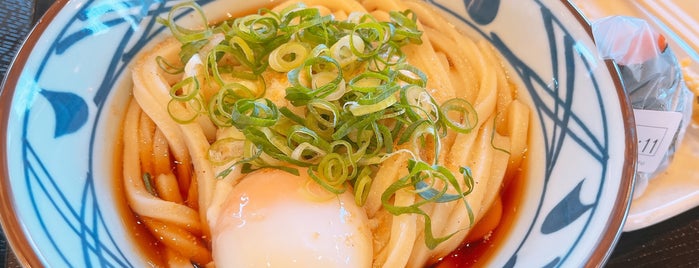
[592,16,694,199]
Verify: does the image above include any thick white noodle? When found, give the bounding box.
[124,0,531,266]
[122,100,202,232]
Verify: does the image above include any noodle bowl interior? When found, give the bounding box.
[121,0,530,266]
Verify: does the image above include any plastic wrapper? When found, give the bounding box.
[592,16,694,199]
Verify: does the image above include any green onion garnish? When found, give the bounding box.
[159,2,481,249]
[142,173,159,197]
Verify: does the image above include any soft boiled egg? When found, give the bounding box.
[209,168,373,267]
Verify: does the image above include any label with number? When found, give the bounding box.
[633,109,683,173]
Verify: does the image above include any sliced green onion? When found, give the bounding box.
[142,173,158,197]
[460,166,475,196]
[332,110,384,140]
[401,85,440,122]
[395,64,427,87]
[330,140,360,165]
[158,2,212,43]
[169,76,199,102]
[348,71,390,93]
[353,167,373,206]
[440,98,478,134]
[351,21,391,59]
[279,107,306,125]
[306,99,339,129]
[159,3,489,251]
[490,114,511,154]
[308,153,350,194]
[389,10,423,45]
[167,97,202,124]
[286,55,343,105]
[370,42,406,69]
[232,14,280,43]
[290,142,326,163]
[281,7,326,32]
[269,42,309,72]
[380,159,475,249]
[302,20,341,45]
[230,36,257,65]
[286,125,330,150]
[230,98,279,128]
[347,94,397,116]
[330,34,365,67]
[179,39,209,64]
[156,56,184,75]
[311,72,346,101]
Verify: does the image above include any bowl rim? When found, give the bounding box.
[0,0,69,266]
[559,2,636,266]
[0,0,636,267]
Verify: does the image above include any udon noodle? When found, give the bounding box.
[122,0,530,266]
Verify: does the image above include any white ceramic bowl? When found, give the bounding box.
[0,0,635,266]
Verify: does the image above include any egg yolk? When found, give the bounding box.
[210,169,373,267]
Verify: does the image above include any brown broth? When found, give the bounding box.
[113,108,167,267]
[432,156,529,267]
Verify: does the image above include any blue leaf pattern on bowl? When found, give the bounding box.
[463,0,500,25]
[431,0,613,266]
[541,180,594,234]
[57,0,164,54]
[39,89,88,137]
[19,0,212,266]
[543,258,562,268]
[23,141,133,266]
